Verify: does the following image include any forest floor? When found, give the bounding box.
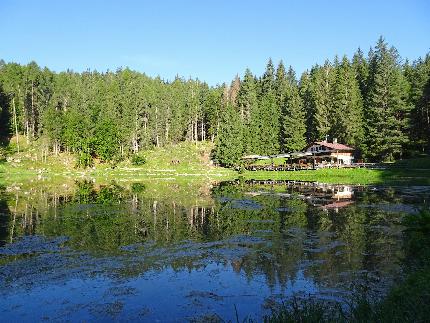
[1,140,429,186]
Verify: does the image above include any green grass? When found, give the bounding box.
[242,168,381,184]
[0,141,235,187]
[242,157,430,185]
[1,141,429,186]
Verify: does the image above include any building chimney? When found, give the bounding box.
[333,138,337,143]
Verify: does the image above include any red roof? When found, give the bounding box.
[314,141,354,151]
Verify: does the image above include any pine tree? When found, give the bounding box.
[275,60,287,108]
[260,58,275,94]
[237,69,258,153]
[299,71,314,143]
[310,61,335,140]
[213,103,243,167]
[331,56,364,147]
[282,73,307,152]
[352,47,369,100]
[255,59,281,155]
[417,73,430,151]
[404,54,430,152]
[365,37,410,161]
[257,90,280,155]
[0,83,10,144]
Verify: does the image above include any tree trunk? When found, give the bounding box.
[12,97,20,153]
[155,106,160,147]
[194,116,198,142]
[31,81,35,139]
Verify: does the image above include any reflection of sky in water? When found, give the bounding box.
[0,258,323,322]
[0,182,428,321]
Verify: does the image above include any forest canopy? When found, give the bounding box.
[0,37,429,166]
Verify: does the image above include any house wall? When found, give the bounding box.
[331,153,353,165]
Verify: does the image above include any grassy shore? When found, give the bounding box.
[1,141,429,186]
[241,163,430,185]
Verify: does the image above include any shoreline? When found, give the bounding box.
[2,161,429,186]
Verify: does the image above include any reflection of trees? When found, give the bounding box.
[0,195,11,247]
[1,181,406,294]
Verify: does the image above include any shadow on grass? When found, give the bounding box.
[379,155,430,185]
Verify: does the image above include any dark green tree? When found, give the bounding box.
[282,75,307,152]
[237,68,258,153]
[310,61,335,141]
[365,37,411,161]
[352,47,369,100]
[213,104,243,167]
[331,56,364,147]
[404,55,430,152]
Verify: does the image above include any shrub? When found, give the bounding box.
[131,154,146,166]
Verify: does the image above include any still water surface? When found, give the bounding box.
[0,180,428,321]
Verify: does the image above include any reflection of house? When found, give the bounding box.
[322,200,354,212]
[332,186,353,200]
[306,139,354,165]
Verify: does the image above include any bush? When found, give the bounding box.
[131,154,146,166]
[76,151,93,168]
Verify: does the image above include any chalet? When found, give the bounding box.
[306,139,354,165]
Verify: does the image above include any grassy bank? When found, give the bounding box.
[0,141,235,186]
[241,160,430,185]
[1,141,429,186]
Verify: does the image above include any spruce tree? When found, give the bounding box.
[256,59,281,155]
[260,58,275,94]
[257,90,280,155]
[417,74,430,151]
[237,68,258,153]
[404,55,430,152]
[332,56,364,147]
[213,103,243,167]
[282,74,307,152]
[310,61,335,140]
[365,37,410,161]
[352,47,369,100]
[299,71,314,143]
[275,60,287,108]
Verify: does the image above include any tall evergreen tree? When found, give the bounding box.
[365,37,410,161]
[417,73,430,151]
[352,47,369,100]
[310,61,335,140]
[331,56,364,147]
[299,71,314,143]
[257,90,280,155]
[213,103,243,166]
[282,70,307,152]
[404,55,430,152]
[260,58,275,94]
[255,59,281,155]
[237,69,258,153]
[275,60,287,107]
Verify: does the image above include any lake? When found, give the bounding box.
[0,179,428,322]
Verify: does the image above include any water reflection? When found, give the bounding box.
[0,180,428,321]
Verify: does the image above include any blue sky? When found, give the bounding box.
[1,0,429,85]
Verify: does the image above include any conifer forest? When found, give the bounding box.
[0,37,429,167]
